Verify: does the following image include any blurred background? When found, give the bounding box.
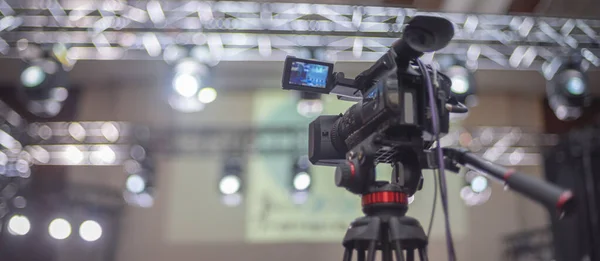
[0,0,599,261]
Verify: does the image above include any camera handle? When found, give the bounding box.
[442,147,575,218]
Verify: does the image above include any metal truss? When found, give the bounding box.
[0,1,600,71]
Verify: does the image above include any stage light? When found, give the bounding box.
[297,92,323,118]
[470,175,488,193]
[293,171,311,191]
[450,73,469,94]
[68,122,86,142]
[89,145,116,165]
[173,73,199,98]
[219,175,241,195]
[64,146,84,164]
[197,87,217,104]
[7,214,31,236]
[219,156,244,206]
[460,171,492,206]
[49,218,72,240]
[79,220,102,242]
[291,155,312,198]
[19,57,70,118]
[546,56,591,121]
[126,174,146,194]
[101,122,119,142]
[438,56,477,107]
[21,65,46,88]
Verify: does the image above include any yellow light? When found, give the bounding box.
[197,87,217,104]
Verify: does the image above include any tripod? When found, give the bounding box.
[341,183,428,261]
[336,153,430,261]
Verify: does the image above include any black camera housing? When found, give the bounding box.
[308,63,452,166]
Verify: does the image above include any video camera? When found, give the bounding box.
[282,16,457,177]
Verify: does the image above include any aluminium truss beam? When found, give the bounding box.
[0,1,599,71]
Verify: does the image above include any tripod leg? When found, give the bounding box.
[357,250,366,261]
[418,247,428,261]
[406,249,414,261]
[382,242,392,261]
[366,240,377,261]
[343,247,353,261]
[393,241,405,261]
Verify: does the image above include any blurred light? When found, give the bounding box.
[222,193,243,206]
[13,196,27,209]
[0,151,7,165]
[101,122,119,142]
[142,33,162,57]
[219,175,241,195]
[470,176,488,193]
[68,122,86,142]
[450,75,469,94]
[291,191,309,204]
[509,148,525,165]
[293,172,311,191]
[173,74,199,98]
[28,145,50,164]
[479,128,494,146]
[168,95,205,113]
[44,101,61,116]
[64,146,84,164]
[8,215,30,236]
[197,87,217,104]
[136,192,154,208]
[442,62,476,106]
[297,100,323,118]
[163,45,185,63]
[90,145,116,165]
[79,220,102,242]
[35,124,51,140]
[130,145,146,161]
[566,76,585,95]
[21,65,46,88]
[50,87,69,102]
[124,159,142,174]
[49,218,72,240]
[460,185,492,206]
[16,159,30,175]
[126,174,146,194]
[547,58,589,121]
[147,1,166,26]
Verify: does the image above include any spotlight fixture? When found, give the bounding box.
[123,156,155,208]
[18,55,70,118]
[169,58,216,112]
[546,55,591,121]
[438,56,477,107]
[290,155,312,204]
[291,155,312,192]
[296,92,323,118]
[218,156,244,206]
[48,217,72,240]
[79,220,103,242]
[460,170,491,206]
[7,214,31,236]
[197,87,217,104]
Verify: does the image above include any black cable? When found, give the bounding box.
[416,59,457,261]
[427,169,438,237]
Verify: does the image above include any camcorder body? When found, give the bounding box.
[305,63,452,166]
[282,16,456,171]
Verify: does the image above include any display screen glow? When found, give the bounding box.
[289,61,329,88]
